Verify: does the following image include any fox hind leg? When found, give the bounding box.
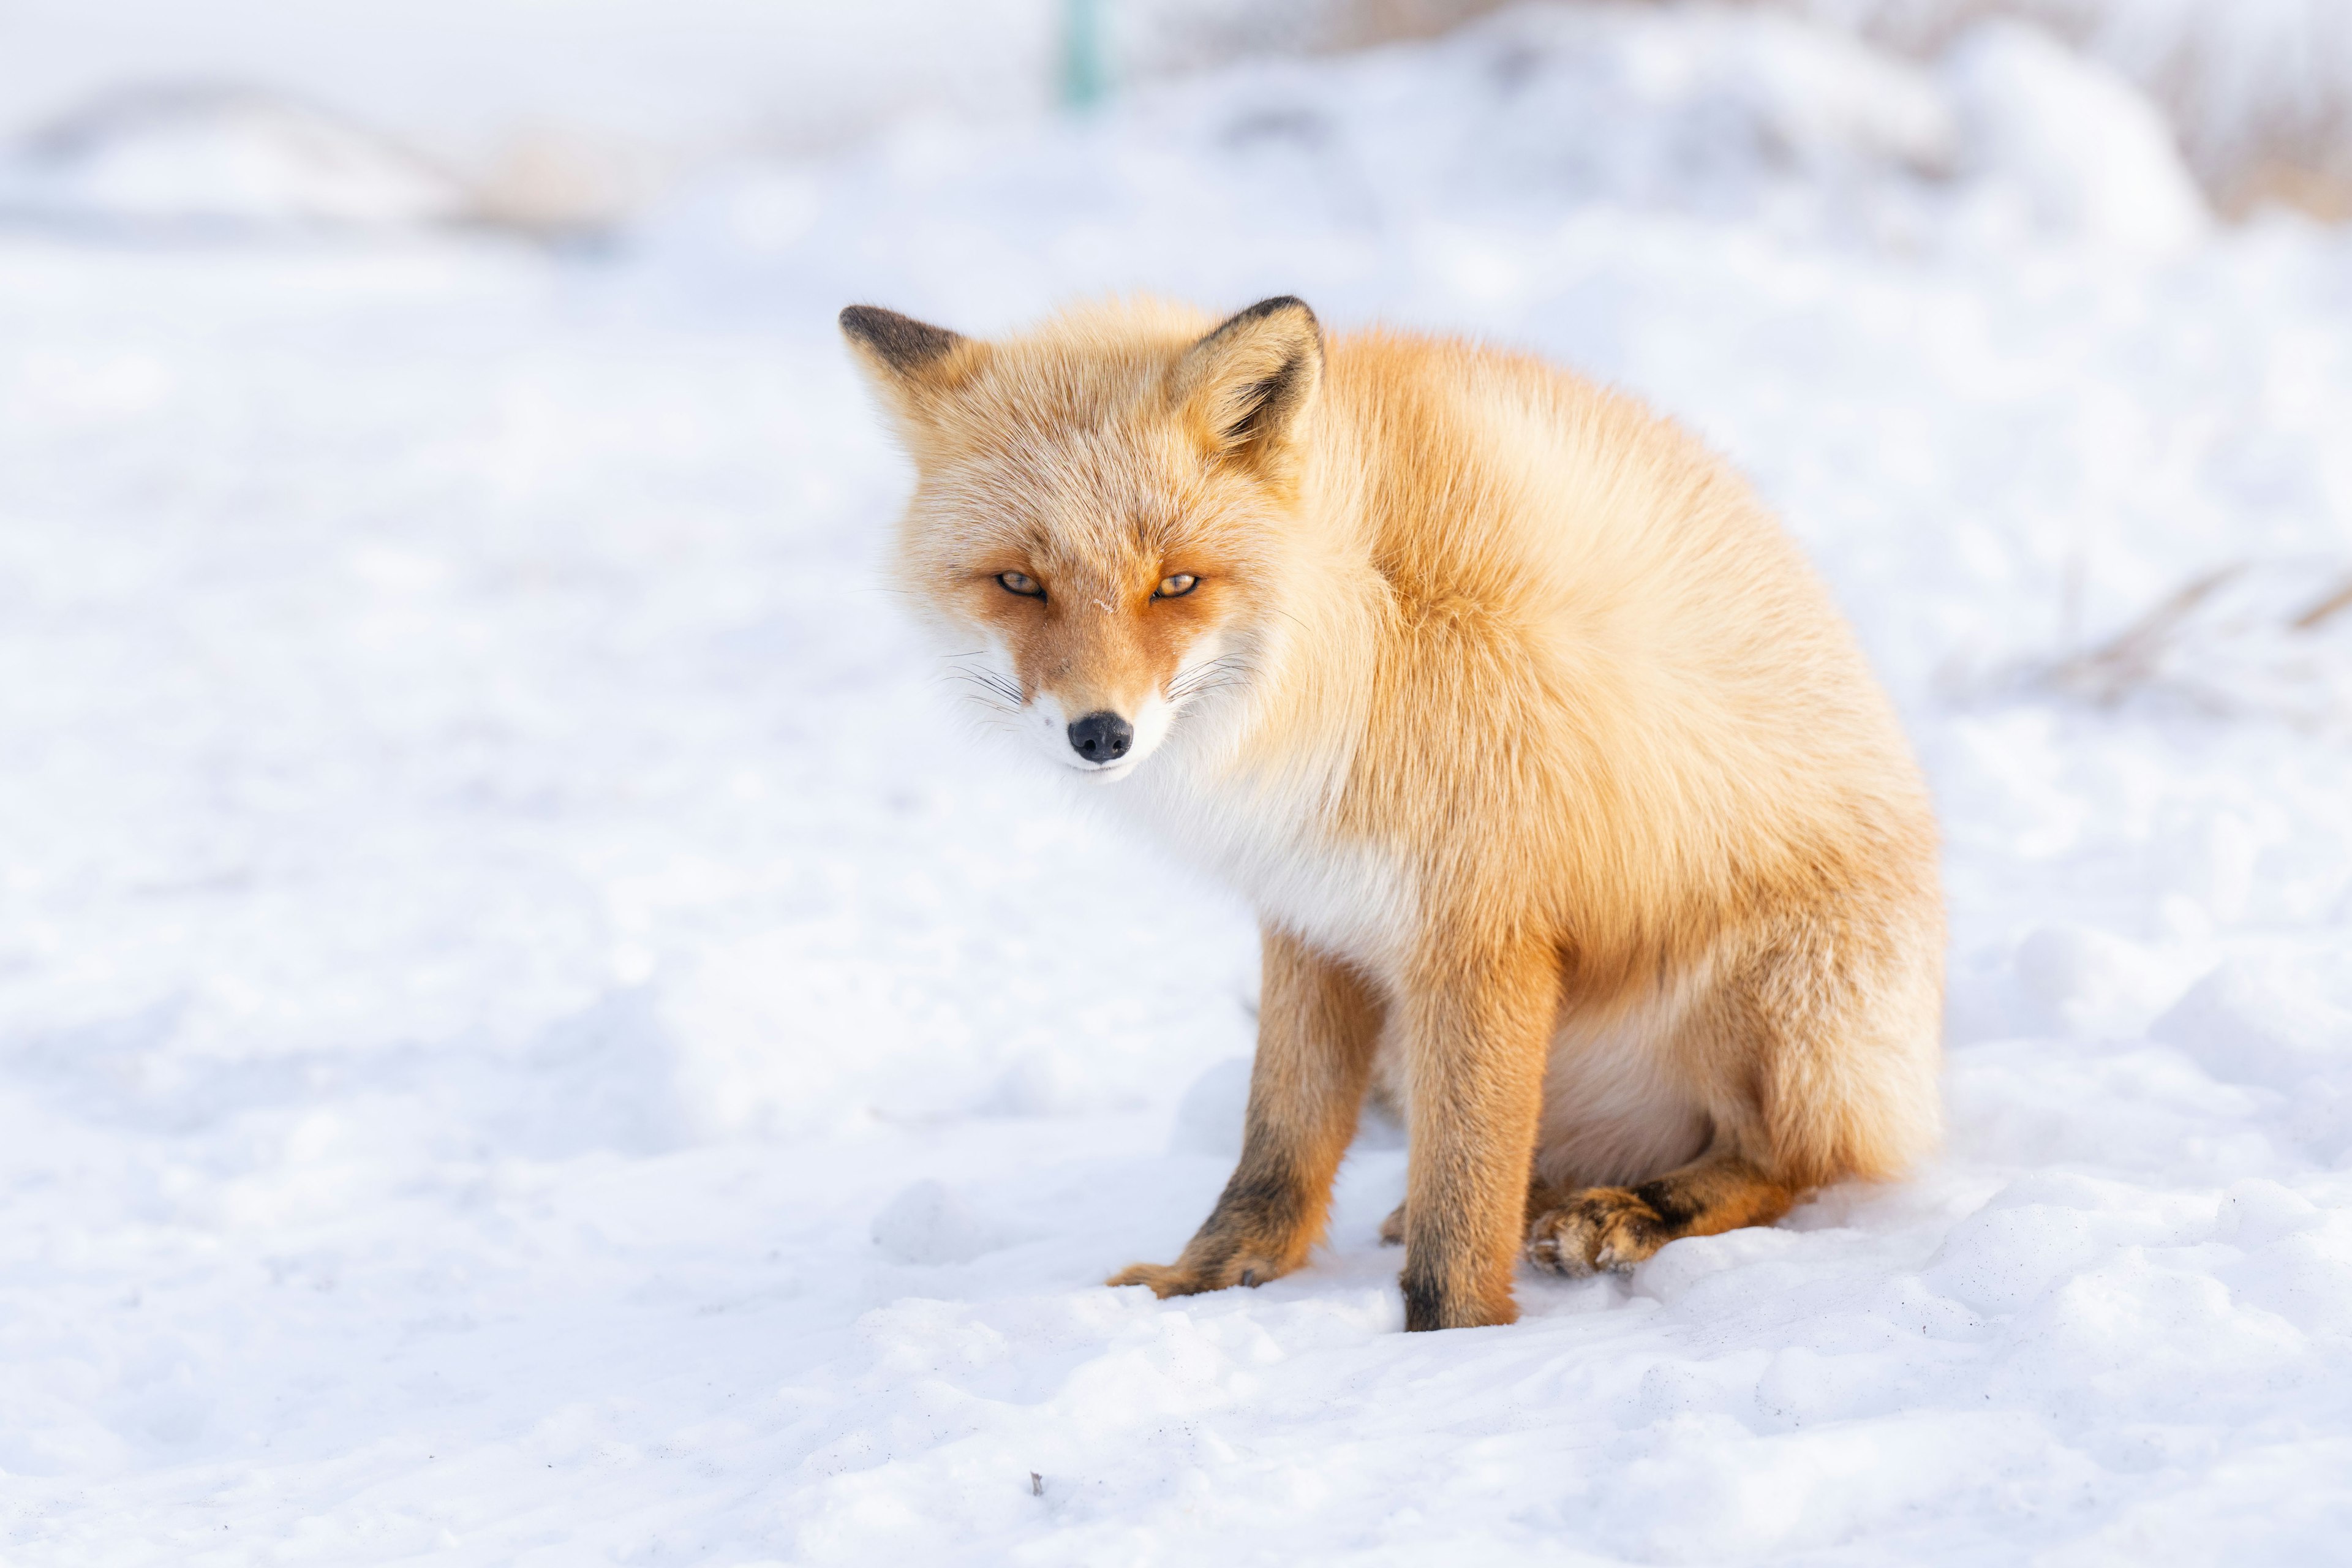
[1394,1156,1793,1273]
[1525,1152,1794,1276]
[1527,891,1940,1278]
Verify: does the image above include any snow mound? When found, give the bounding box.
[870,1179,1016,1265]
[0,83,469,235]
[1943,20,2209,249]
[2011,922,2180,1039]
[1333,4,1966,220]
[2152,963,2352,1092]
[1169,1057,1252,1157]
[1786,0,2352,214]
[652,2,2217,342]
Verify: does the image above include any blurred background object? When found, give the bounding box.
[1,0,2345,236]
[1157,0,2352,219]
[1777,0,2352,219]
[0,0,1063,233]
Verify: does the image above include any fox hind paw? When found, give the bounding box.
[1526,1187,1670,1276]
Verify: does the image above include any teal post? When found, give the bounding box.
[1061,0,1110,111]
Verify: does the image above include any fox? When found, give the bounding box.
[841,295,1942,1332]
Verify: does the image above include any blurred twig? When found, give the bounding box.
[2043,562,2244,705]
[2293,576,2352,631]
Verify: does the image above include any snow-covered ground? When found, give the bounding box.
[4,6,2352,1562]
[0,0,1063,168]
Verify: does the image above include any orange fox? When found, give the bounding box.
[843,295,1942,1331]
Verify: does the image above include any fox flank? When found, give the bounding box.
[842,295,1943,1332]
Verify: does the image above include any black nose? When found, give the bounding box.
[1067,710,1134,764]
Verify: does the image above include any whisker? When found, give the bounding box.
[939,672,1023,710]
[1169,655,1231,685]
[1169,655,1251,701]
[941,659,1023,700]
[1172,682,1249,703]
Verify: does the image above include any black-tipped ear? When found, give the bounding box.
[839,304,988,450]
[1170,296,1322,478]
[839,304,965,375]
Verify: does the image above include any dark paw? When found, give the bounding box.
[1525,1187,1669,1276]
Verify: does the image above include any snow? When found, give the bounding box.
[0,0,1063,168]
[1787,0,2352,208]
[0,85,470,235]
[1942,21,2209,252]
[2,4,2351,1562]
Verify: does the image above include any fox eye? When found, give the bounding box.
[997,571,1044,598]
[1154,573,1200,599]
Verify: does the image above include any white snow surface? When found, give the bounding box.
[4,6,2352,1563]
[0,85,471,236]
[1785,0,2352,202]
[0,0,1061,168]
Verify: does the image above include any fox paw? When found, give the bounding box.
[1378,1203,1405,1246]
[1526,1187,1670,1276]
[1107,1255,1285,1298]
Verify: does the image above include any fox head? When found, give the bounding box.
[842,296,1323,783]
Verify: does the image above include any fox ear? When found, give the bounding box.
[839,304,989,443]
[1170,296,1322,480]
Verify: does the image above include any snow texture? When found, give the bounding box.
[0,85,470,236]
[3,4,2352,1564]
[1785,0,2352,206]
[0,0,1061,168]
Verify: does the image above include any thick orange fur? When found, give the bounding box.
[843,296,1943,1332]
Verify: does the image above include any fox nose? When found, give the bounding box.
[1067,710,1134,764]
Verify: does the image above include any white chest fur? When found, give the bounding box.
[1104,750,1418,979]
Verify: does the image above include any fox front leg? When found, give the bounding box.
[1110,928,1380,1298]
[1394,940,1556,1330]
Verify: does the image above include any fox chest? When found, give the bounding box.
[1116,771,1418,977]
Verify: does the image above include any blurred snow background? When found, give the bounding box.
[4,0,2350,232]
[3,2,2352,1564]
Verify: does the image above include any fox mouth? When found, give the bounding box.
[1060,753,1140,784]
